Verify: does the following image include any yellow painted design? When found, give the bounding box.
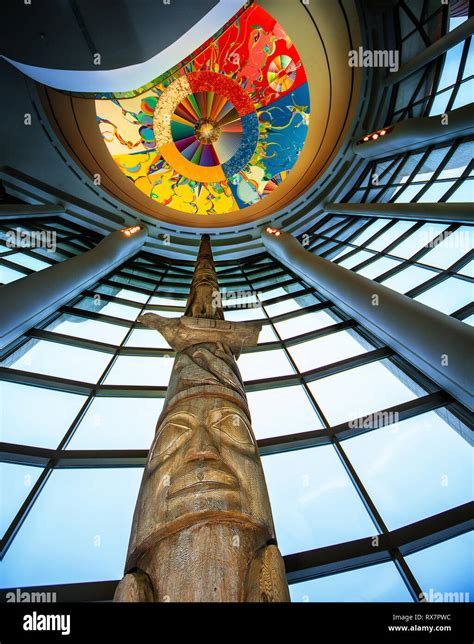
[159,142,226,183]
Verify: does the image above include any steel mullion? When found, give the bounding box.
[446,36,471,112]
[58,306,133,327]
[381,148,433,203]
[285,502,471,585]
[438,158,474,202]
[242,267,331,429]
[333,433,424,600]
[412,142,461,203]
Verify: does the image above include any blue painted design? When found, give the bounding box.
[255,82,310,179]
[222,112,259,178]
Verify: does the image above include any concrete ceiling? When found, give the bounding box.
[0,0,218,71]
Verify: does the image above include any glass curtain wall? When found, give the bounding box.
[0,0,472,604]
[1,216,471,602]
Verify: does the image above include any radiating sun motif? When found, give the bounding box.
[195,119,221,145]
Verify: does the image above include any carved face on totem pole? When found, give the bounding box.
[126,342,275,560]
[145,396,272,524]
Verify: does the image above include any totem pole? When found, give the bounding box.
[114,235,289,602]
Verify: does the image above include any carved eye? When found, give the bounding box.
[211,413,254,449]
[150,421,191,461]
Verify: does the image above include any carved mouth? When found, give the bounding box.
[168,480,237,500]
[168,461,238,500]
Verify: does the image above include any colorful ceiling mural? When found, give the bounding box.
[96,2,310,216]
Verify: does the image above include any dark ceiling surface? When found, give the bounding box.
[0,0,218,70]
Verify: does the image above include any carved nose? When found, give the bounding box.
[184,424,220,463]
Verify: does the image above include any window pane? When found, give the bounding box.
[308,360,420,426]
[0,463,43,537]
[288,331,369,372]
[46,315,130,345]
[125,328,170,349]
[429,90,452,117]
[463,314,474,326]
[222,290,260,309]
[421,226,473,270]
[224,307,266,321]
[96,286,149,304]
[258,287,288,301]
[356,256,402,279]
[104,355,174,386]
[247,385,321,439]
[0,468,143,587]
[351,219,389,245]
[0,381,87,448]
[0,265,26,284]
[390,224,449,259]
[367,221,415,251]
[67,397,164,449]
[238,349,294,381]
[449,15,468,30]
[438,42,464,90]
[74,297,140,321]
[417,181,455,202]
[264,294,319,317]
[257,324,278,343]
[262,445,377,554]
[5,340,112,383]
[458,259,474,278]
[343,411,472,529]
[381,265,435,293]
[331,246,352,262]
[149,294,186,306]
[414,277,473,315]
[6,252,51,271]
[109,274,154,291]
[394,183,423,203]
[275,310,341,339]
[290,562,412,602]
[337,249,373,269]
[405,532,473,601]
[141,308,182,318]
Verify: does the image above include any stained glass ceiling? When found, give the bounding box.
[95,2,310,216]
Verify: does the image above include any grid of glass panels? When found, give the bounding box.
[308,217,473,323]
[309,137,473,324]
[1,219,471,602]
[389,3,472,120]
[0,216,98,285]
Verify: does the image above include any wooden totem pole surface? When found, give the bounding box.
[114,235,289,602]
